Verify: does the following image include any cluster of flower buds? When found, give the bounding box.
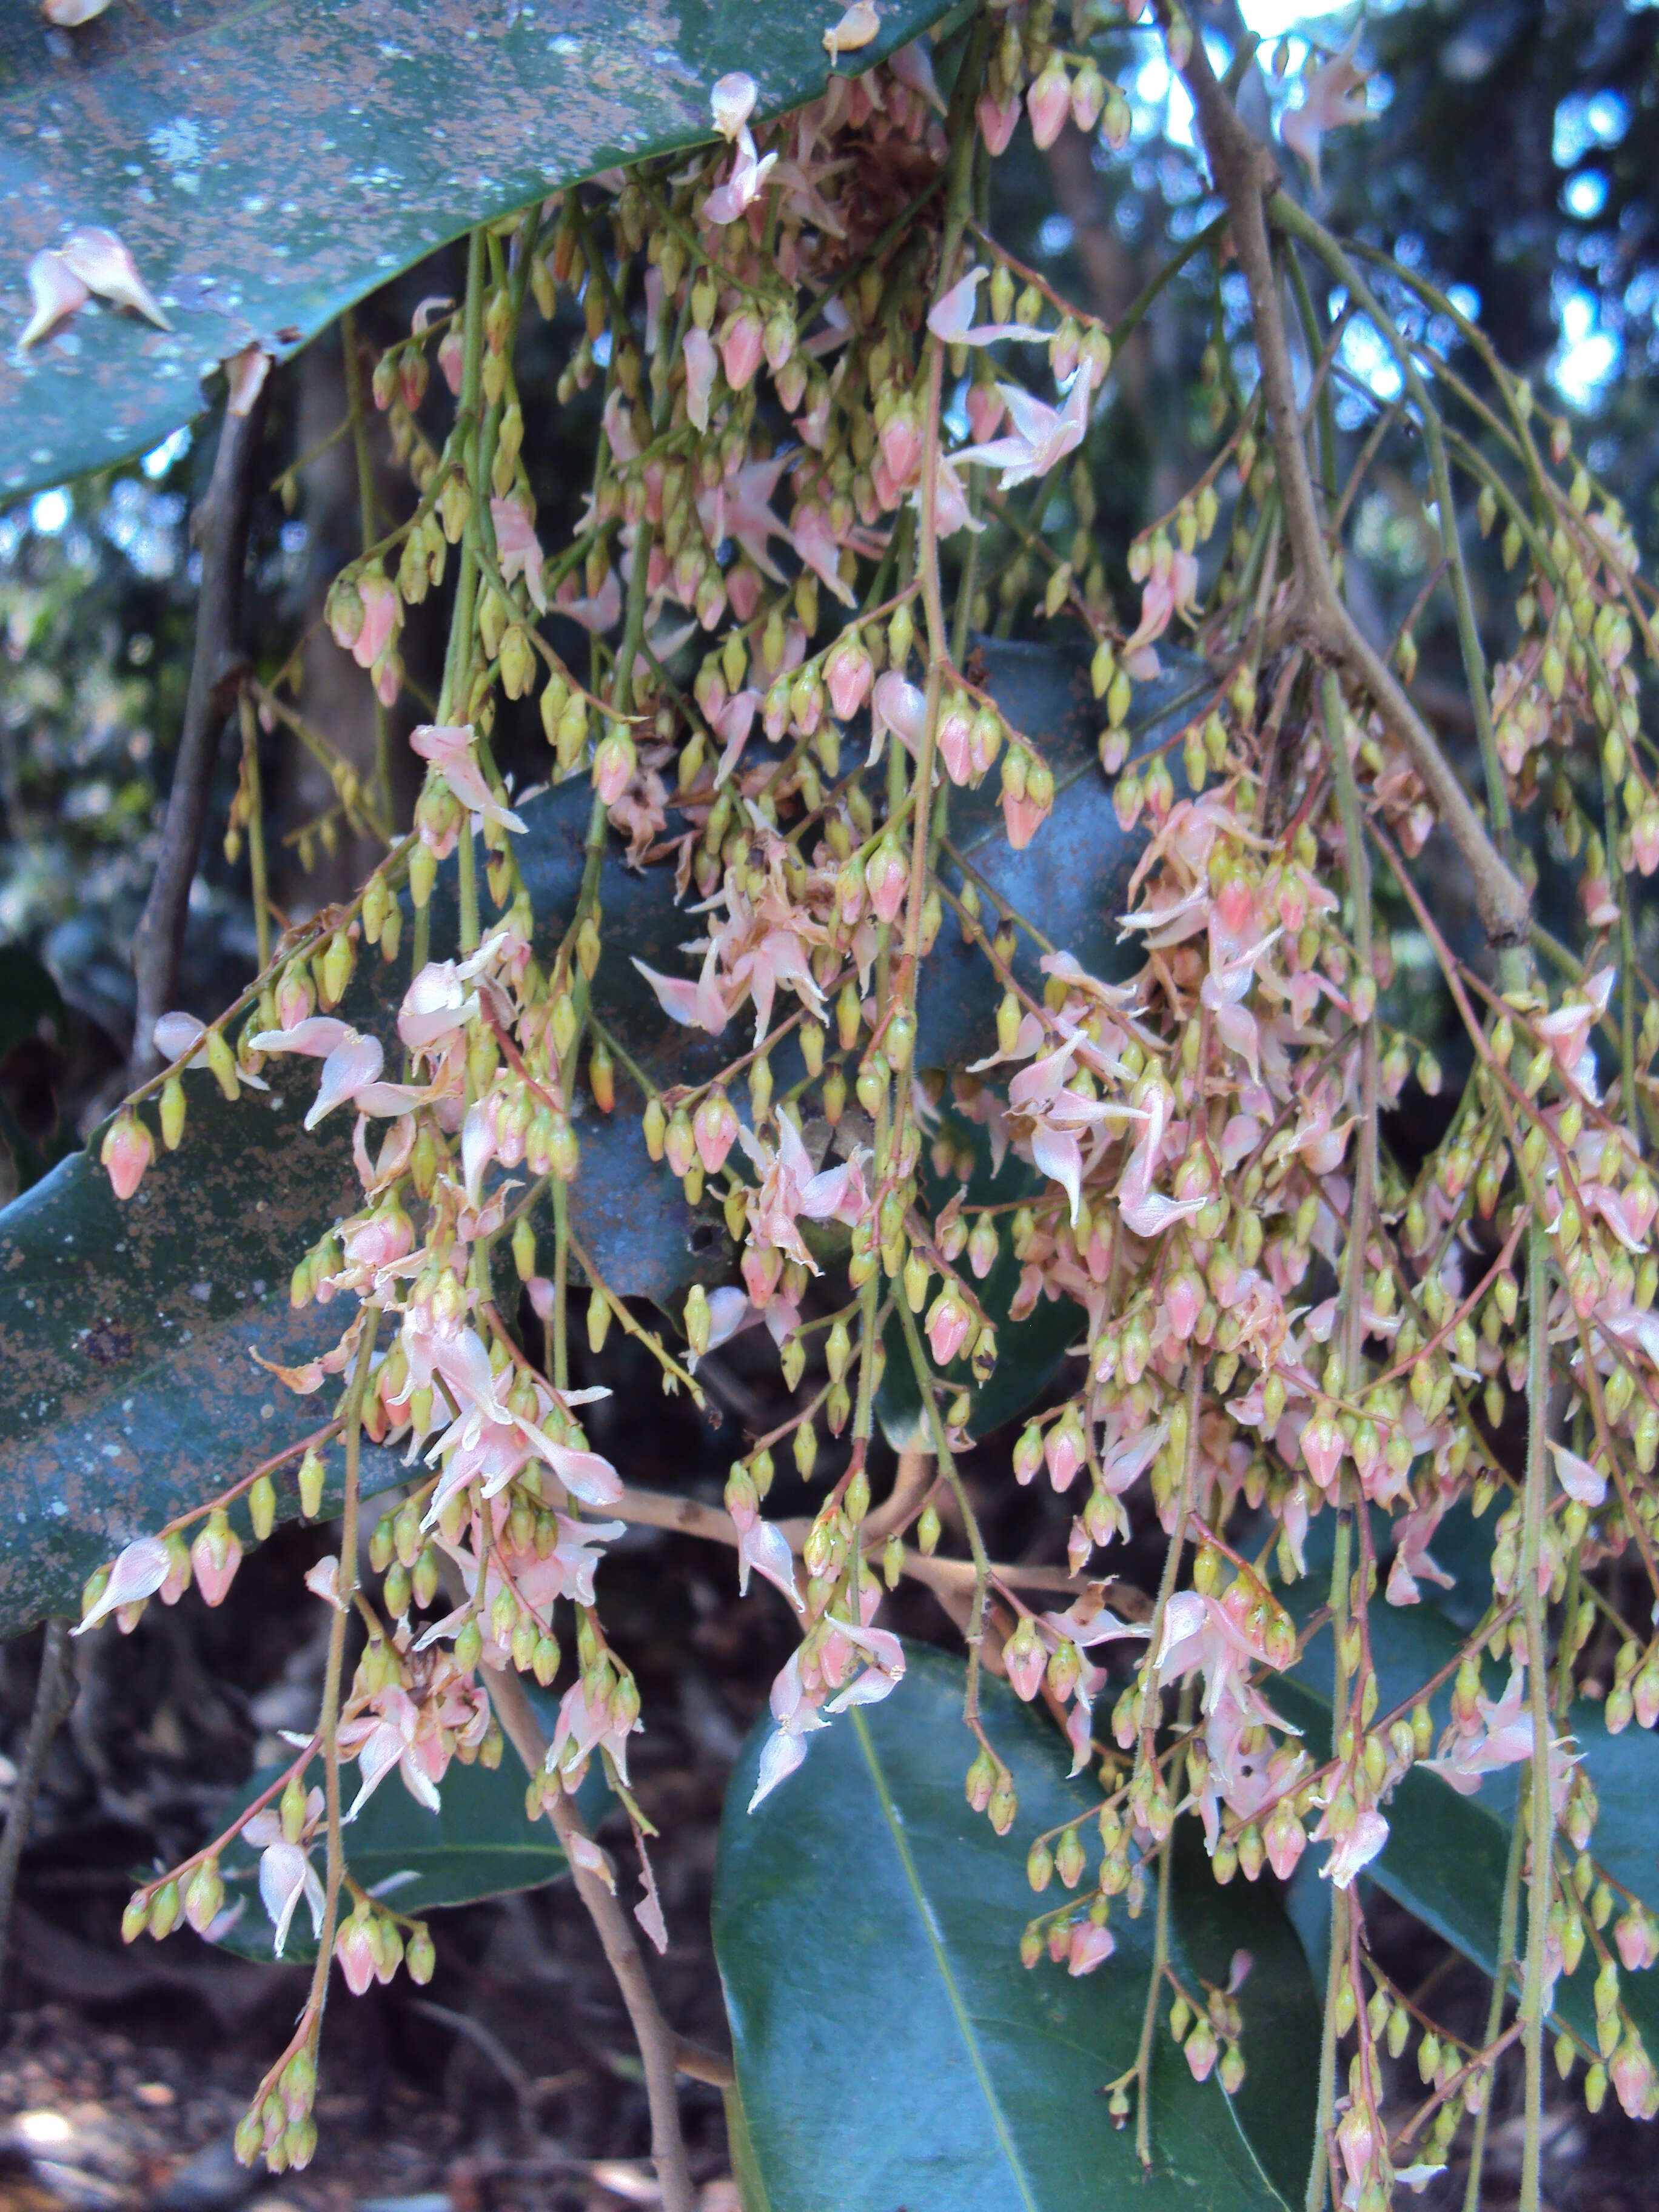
[75,0,1659,2177]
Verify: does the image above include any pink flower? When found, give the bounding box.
[1067,1919,1116,1976]
[398,960,480,1055]
[1549,1439,1607,1507]
[255,1834,324,1958]
[410,723,526,833]
[248,1015,426,1128]
[352,569,398,670]
[75,1536,170,1634]
[737,1518,803,1610]
[710,71,757,141]
[737,1107,868,1272]
[21,251,89,349]
[1319,1805,1389,1889]
[1423,1666,1554,1799]
[491,498,547,612]
[100,1110,154,1201]
[59,226,170,329]
[1116,1087,1204,1241]
[1282,31,1372,193]
[748,1624,905,1811]
[954,374,1091,491]
[704,124,777,226]
[1535,969,1614,1097]
[554,568,622,635]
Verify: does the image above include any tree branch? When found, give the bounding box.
[131,383,271,1073]
[1170,27,1530,948]
[0,1620,73,1992]
[486,1666,697,2212]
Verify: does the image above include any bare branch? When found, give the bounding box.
[131,384,271,1073]
[486,1666,697,2212]
[1170,28,1530,948]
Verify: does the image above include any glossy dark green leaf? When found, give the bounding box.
[1280,1518,1659,2062]
[917,643,1212,1073]
[712,1642,1320,2212]
[205,1683,592,1964]
[1,0,954,500]
[0,639,1142,1639]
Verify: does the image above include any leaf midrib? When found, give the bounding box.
[852,1706,1041,2212]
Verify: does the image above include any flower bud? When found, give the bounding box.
[101,1108,154,1201]
[249,1473,276,1543]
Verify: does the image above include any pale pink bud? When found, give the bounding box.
[336,1912,378,1997]
[976,90,1020,157]
[878,403,922,489]
[741,1242,783,1309]
[1027,59,1071,150]
[1263,1801,1307,1881]
[937,695,974,785]
[101,1110,153,1201]
[1002,1620,1047,1702]
[278,969,314,1030]
[967,381,1005,443]
[1165,1269,1203,1342]
[1610,2037,1657,2119]
[925,1287,971,1367]
[1013,1424,1044,1485]
[693,1090,739,1174]
[825,636,873,720]
[1634,808,1659,876]
[594,726,637,803]
[1300,1408,1344,1491]
[190,1520,243,1608]
[864,841,908,925]
[1615,1911,1659,1973]
[719,309,764,392]
[1071,61,1106,133]
[1044,1419,1083,1493]
[1183,2016,1219,2082]
[438,329,464,395]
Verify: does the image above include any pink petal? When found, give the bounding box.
[305,1033,385,1130]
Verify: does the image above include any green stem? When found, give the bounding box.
[307,1305,382,2027]
[1518,1222,1553,2212]
[1462,1798,1527,2212]
[1305,1507,1352,2212]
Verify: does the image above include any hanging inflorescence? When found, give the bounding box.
[76,4,1659,2199]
